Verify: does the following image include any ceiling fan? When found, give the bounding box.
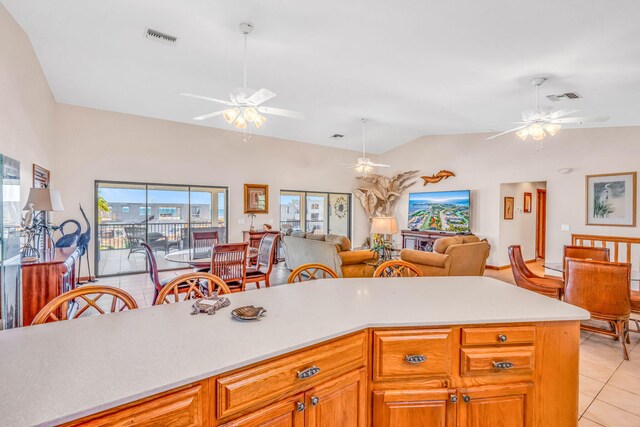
[486,77,609,150]
[343,119,390,176]
[181,23,303,135]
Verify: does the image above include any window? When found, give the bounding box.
[158,207,180,219]
[139,206,150,216]
[122,206,129,213]
[280,191,351,239]
[191,206,201,219]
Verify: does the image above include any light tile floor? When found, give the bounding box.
[92,261,640,426]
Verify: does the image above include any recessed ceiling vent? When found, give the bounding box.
[547,92,582,102]
[145,28,177,45]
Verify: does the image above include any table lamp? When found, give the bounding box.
[23,188,64,257]
[370,216,398,261]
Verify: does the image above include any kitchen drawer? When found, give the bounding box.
[373,329,453,381]
[217,331,367,419]
[461,346,534,377]
[461,326,535,346]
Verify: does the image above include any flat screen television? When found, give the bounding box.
[408,190,470,232]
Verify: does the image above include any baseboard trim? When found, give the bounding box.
[486,259,536,271]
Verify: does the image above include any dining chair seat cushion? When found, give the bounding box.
[246,267,267,276]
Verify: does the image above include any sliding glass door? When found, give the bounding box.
[280,190,352,239]
[96,181,228,277]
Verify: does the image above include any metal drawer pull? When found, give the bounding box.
[311,396,320,406]
[296,402,306,412]
[297,366,321,380]
[463,395,471,403]
[450,395,458,404]
[498,334,508,342]
[405,354,427,364]
[493,361,514,369]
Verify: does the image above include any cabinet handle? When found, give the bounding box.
[296,402,306,412]
[463,395,471,403]
[450,395,458,404]
[404,354,427,364]
[297,366,321,380]
[311,396,320,406]
[498,334,508,342]
[492,361,514,370]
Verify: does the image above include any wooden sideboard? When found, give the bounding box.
[242,230,281,265]
[63,321,579,426]
[21,247,79,326]
[401,230,464,252]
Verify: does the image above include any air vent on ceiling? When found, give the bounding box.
[330,134,344,139]
[145,28,177,45]
[547,92,582,102]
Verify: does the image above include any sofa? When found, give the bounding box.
[400,235,490,276]
[283,231,378,278]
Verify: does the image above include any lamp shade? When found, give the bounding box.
[23,188,64,211]
[371,216,398,235]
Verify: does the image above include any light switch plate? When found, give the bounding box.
[561,224,570,231]
[239,218,246,225]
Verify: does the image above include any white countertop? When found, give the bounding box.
[0,276,588,426]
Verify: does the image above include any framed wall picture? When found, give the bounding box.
[586,172,637,227]
[33,164,50,188]
[504,196,514,220]
[244,184,269,214]
[523,192,532,213]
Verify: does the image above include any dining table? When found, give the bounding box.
[544,262,640,291]
[165,247,259,267]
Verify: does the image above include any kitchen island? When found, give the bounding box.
[0,277,588,426]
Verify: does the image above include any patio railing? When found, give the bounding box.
[98,221,219,250]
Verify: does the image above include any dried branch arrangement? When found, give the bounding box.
[353,170,419,220]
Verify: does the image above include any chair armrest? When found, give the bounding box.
[400,249,448,269]
[338,250,378,266]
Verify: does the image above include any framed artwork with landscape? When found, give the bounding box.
[244,184,269,214]
[586,172,636,227]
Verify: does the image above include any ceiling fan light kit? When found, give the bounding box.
[344,119,391,177]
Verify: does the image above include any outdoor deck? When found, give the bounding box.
[98,248,183,276]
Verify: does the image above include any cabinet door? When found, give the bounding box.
[305,368,367,427]
[220,393,305,427]
[457,383,533,427]
[372,389,456,427]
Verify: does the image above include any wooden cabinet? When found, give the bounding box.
[21,247,79,326]
[373,389,456,427]
[457,383,533,427]
[305,368,367,427]
[220,393,305,427]
[62,381,210,427]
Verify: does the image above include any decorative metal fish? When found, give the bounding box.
[421,170,455,186]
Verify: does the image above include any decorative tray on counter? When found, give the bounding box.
[231,305,267,321]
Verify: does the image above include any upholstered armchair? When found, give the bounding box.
[400,235,490,277]
[508,245,564,299]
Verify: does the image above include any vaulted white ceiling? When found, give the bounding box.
[3,0,640,153]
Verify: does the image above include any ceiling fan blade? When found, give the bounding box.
[485,125,528,140]
[546,109,580,120]
[247,88,277,106]
[193,110,226,121]
[180,93,234,106]
[550,116,610,124]
[369,163,391,167]
[258,106,305,120]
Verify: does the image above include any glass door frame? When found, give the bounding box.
[280,189,352,240]
[94,180,229,278]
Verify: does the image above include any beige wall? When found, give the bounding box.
[54,104,368,272]
[0,4,56,200]
[381,127,640,266]
[498,181,547,267]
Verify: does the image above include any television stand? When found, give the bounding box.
[401,230,462,252]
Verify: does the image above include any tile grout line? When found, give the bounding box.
[581,332,640,420]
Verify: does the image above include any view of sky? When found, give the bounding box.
[99,187,223,205]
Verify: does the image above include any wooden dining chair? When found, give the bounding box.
[142,242,174,303]
[565,258,632,360]
[192,230,219,252]
[508,245,564,300]
[155,272,231,305]
[210,242,249,292]
[287,263,339,283]
[245,234,279,289]
[563,245,610,279]
[630,290,640,332]
[373,260,423,278]
[32,285,138,325]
